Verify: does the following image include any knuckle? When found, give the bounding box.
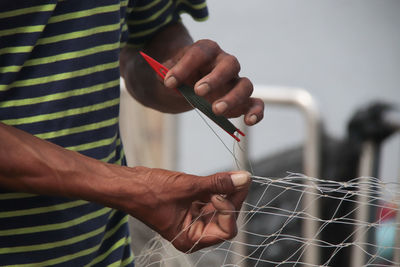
[197,39,220,51]
[183,47,203,66]
[226,54,241,73]
[196,39,221,59]
[183,45,210,68]
[226,78,253,105]
[211,174,233,193]
[229,91,243,106]
[255,98,265,109]
[188,44,204,56]
[214,176,225,192]
[241,77,254,95]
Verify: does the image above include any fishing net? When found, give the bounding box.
[120,84,400,267]
[133,172,400,267]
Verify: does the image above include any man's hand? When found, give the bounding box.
[120,22,264,126]
[0,122,250,252]
[163,39,264,126]
[114,167,251,252]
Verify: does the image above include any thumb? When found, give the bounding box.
[196,171,251,196]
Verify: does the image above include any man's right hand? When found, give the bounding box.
[0,122,251,253]
[111,167,251,252]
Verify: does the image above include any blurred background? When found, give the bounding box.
[120,1,400,266]
[176,0,400,181]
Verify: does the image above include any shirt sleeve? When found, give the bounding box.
[125,0,208,48]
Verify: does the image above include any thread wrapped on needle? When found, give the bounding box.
[139,51,245,142]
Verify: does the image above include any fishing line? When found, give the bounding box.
[232,134,255,174]
[181,94,250,173]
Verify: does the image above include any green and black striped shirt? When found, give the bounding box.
[0,0,207,266]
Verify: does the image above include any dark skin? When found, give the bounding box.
[119,22,264,250]
[0,122,250,252]
[120,22,264,124]
[0,21,263,252]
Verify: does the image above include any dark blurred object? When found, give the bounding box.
[348,102,399,144]
[245,102,400,267]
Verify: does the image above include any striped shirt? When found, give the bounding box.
[0,1,207,266]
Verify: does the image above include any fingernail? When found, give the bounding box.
[216,195,225,202]
[164,76,177,88]
[196,83,210,95]
[215,101,228,114]
[231,172,251,188]
[248,114,258,125]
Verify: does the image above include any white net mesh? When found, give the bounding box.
[134,173,400,267]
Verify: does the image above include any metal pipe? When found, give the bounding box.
[252,86,321,177]
[351,141,377,267]
[253,87,321,266]
[236,86,322,266]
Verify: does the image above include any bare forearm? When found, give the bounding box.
[0,122,147,212]
[0,123,251,252]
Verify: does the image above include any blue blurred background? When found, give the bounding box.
[178,0,400,182]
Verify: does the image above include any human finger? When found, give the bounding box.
[211,77,253,116]
[220,97,264,126]
[193,53,240,97]
[243,97,265,125]
[185,196,237,250]
[195,171,251,197]
[225,178,251,214]
[211,195,237,237]
[164,40,221,89]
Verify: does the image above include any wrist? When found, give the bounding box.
[78,164,154,217]
[120,22,194,113]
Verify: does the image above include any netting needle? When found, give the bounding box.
[140,51,245,142]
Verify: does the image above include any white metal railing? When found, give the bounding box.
[234,86,322,266]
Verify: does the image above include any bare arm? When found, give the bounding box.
[0,20,258,252]
[120,23,193,113]
[0,122,250,252]
[0,122,153,210]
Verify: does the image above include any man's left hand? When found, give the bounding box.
[163,39,264,126]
